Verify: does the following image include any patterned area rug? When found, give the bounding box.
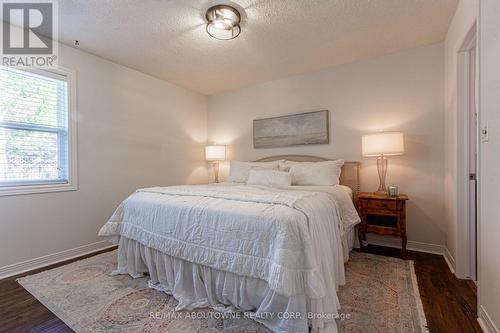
[339,252,429,333]
[17,251,428,333]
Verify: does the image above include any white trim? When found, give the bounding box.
[459,21,478,52]
[366,234,445,255]
[444,247,456,275]
[456,21,478,280]
[365,235,466,277]
[366,235,467,279]
[478,305,499,333]
[409,261,430,333]
[0,182,77,196]
[476,0,483,318]
[66,66,79,195]
[0,241,114,280]
[0,66,78,197]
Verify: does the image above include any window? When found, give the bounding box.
[0,66,77,195]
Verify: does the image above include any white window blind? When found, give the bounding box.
[0,66,75,194]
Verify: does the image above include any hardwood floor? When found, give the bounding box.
[0,245,482,333]
[0,247,116,333]
[360,245,482,333]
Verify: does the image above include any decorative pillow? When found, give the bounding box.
[227,161,279,183]
[287,160,344,185]
[246,169,292,187]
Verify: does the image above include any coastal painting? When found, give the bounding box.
[253,110,329,148]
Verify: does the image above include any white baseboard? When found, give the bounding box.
[444,247,456,275]
[0,240,116,280]
[366,234,445,255]
[366,235,472,280]
[478,305,500,333]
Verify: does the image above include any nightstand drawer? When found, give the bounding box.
[358,192,408,259]
[363,200,397,211]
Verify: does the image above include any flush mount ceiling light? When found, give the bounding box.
[205,4,241,40]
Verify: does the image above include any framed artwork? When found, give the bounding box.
[253,110,329,148]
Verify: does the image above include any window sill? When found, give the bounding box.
[0,182,78,196]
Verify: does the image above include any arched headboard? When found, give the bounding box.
[255,155,360,207]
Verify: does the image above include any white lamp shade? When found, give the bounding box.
[205,145,226,161]
[362,132,405,157]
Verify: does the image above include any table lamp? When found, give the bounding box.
[362,132,404,195]
[205,145,226,183]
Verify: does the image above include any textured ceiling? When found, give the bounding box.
[58,0,458,95]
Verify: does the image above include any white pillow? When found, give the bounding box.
[246,169,292,187]
[227,161,279,183]
[287,160,344,185]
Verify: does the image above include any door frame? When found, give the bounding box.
[456,22,478,280]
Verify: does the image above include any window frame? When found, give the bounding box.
[0,66,78,196]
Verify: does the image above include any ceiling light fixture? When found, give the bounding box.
[205,4,241,40]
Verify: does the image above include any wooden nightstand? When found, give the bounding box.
[358,192,409,259]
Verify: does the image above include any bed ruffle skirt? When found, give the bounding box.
[113,236,339,333]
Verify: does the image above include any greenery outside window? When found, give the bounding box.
[0,66,77,196]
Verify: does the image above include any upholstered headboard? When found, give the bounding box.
[254,155,360,207]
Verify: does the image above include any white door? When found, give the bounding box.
[468,46,477,281]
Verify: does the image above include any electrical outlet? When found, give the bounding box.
[481,122,489,143]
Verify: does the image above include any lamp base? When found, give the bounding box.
[212,161,220,183]
[374,189,388,195]
[375,156,388,195]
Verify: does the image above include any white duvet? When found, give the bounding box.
[98,183,360,331]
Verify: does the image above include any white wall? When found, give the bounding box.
[208,43,446,248]
[0,44,208,271]
[443,0,478,272]
[478,0,500,330]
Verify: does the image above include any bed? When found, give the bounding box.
[98,155,360,333]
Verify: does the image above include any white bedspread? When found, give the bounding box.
[99,183,360,332]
